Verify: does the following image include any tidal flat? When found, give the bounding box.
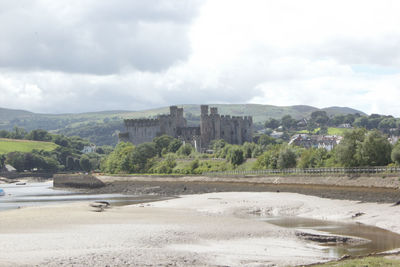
[1,191,400,266]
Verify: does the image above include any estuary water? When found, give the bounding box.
[0,181,165,212]
[263,216,400,258]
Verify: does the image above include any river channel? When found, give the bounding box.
[0,181,166,212]
[262,216,400,258]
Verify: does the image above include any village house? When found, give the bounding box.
[289,134,342,151]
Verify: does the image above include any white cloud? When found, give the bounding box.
[1,0,400,116]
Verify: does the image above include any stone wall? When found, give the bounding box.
[53,174,105,188]
[119,106,187,145]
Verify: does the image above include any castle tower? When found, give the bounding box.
[210,107,218,115]
[170,106,178,117]
[200,105,209,116]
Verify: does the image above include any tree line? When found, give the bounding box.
[101,127,400,175]
[3,124,400,175]
[0,128,112,172]
[264,111,400,136]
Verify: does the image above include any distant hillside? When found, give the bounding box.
[0,107,34,121]
[115,104,365,123]
[321,106,365,116]
[0,104,366,146]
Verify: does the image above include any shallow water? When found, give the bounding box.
[263,216,400,258]
[0,181,166,211]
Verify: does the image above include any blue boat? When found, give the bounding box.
[0,188,5,196]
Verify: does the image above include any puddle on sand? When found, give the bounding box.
[0,181,169,211]
[263,216,400,258]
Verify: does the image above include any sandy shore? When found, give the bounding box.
[1,192,400,266]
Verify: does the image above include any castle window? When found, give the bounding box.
[222,131,224,136]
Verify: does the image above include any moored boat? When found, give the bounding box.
[0,188,5,196]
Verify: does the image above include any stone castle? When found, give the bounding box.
[119,105,253,150]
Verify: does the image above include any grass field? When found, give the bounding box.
[0,138,58,154]
[297,127,352,135]
[314,256,400,266]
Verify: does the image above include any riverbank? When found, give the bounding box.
[71,174,400,204]
[1,191,400,266]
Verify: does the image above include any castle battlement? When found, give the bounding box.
[124,118,159,127]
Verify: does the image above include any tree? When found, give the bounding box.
[344,114,357,124]
[331,115,345,126]
[227,146,245,166]
[311,111,329,125]
[0,154,6,170]
[66,156,76,171]
[40,156,61,172]
[54,135,70,147]
[391,141,400,165]
[168,139,183,153]
[6,152,25,171]
[265,118,280,129]
[254,145,281,169]
[130,142,157,172]
[306,120,317,134]
[0,130,10,138]
[335,128,367,167]
[242,142,256,158]
[353,117,369,129]
[152,153,177,174]
[101,142,135,173]
[317,126,328,135]
[211,139,227,152]
[9,127,27,139]
[281,115,296,130]
[26,129,52,141]
[79,155,91,172]
[153,135,173,156]
[298,148,328,168]
[277,147,297,169]
[177,143,194,157]
[258,135,276,146]
[357,130,392,166]
[378,118,397,134]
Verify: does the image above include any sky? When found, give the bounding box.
[1,0,400,116]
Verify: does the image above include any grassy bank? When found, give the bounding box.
[313,255,400,266]
[0,138,58,153]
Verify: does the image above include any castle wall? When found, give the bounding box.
[123,119,160,145]
[200,106,253,148]
[120,105,253,149]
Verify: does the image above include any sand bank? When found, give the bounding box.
[1,192,400,266]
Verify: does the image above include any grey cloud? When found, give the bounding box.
[308,37,400,68]
[0,0,202,74]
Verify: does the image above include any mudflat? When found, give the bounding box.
[1,191,400,266]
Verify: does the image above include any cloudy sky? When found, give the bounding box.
[1,0,400,115]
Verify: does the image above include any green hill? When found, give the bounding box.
[0,107,34,121]
[0,138,58,154]
[0,104,366,146]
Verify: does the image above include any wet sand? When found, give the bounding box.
[1,191,400,266]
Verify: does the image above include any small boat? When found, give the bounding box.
[0,188,5,196]
[16,182,26,186]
